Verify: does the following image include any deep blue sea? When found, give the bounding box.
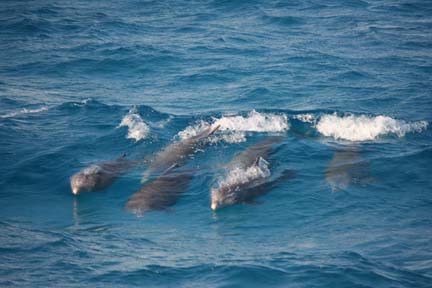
[1,0,432,287]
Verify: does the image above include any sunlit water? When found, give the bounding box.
[1,1,431,287]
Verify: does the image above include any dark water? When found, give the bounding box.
[1,1,431,287]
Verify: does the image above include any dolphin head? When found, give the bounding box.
[70,172,93,195]
[210,186,238,210]
[70,165,101,195]
[124,196,148,216]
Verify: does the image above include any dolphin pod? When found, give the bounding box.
[210,136,284,210]
[70,131,293,214]
[125,125,220,215]
[70,125,219,196]
[71,120,373,215]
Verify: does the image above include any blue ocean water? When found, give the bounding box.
[1,0,432,287]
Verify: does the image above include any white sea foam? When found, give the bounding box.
[152,116,173,129]
[178,120,210,140]
[68,98,93,108]
[221,157,271,188]
[316,113,428,141]
[212,157,271,201]
[213,110,289,133]
[293,113,316,124]
[178,110,289,143]
[210,131,247,144]
[118,108,150,141]
[0,107,48,118]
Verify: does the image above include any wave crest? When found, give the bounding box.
[179,110,289,143]
[214,110,289,133]
[118,107,150,141]
[316,113,428,141]
[0,107,48,119]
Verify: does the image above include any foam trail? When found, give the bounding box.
[178,110,289,143]
[219,157,271,189]
[0,107,48,119]
[211,157,271,204]
[118,108,150,141]
[316,113,428,141]
[152,115,173,129]
[211,131,247,144]
[178,120,211,140]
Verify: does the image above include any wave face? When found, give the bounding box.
[1,0,432,287]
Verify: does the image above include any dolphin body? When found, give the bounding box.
[70,154,137,195]
[125,170,192,216]
[325,146,373,191]
[126,125,219,215]
[141,125,220,182]
[211,136,284,210]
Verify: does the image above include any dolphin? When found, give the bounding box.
[70,154,137,195]
[210,136,284,210]
[125,168,193,216]
[217,168,296,207]
[325,146,373,191]
[141,124,220,182]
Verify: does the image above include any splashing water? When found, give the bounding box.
[316,113,428,142]
[118,108,150,141]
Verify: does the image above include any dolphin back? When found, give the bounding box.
[126,172,193,215]
[232,136,284,169]
[142,125,220,182]
[191,124,220,141]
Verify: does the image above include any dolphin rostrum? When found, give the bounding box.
[141,124,220,182]
[70,154,137,195]
[210,136,284,210]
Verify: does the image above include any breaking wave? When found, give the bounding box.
[179,110,289,143]
[316,113,429,141]
[118,107,150,141]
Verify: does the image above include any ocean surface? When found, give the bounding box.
[1,0,431,287]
